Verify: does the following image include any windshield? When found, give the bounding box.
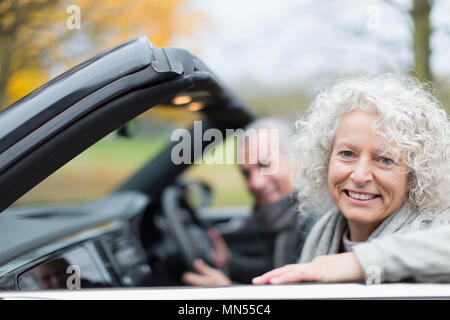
[14,105,203,205]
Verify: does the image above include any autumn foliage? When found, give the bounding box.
[0,0,203,107]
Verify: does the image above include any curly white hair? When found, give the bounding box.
[294,73,449,214]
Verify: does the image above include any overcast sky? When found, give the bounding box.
[172,0,450,91]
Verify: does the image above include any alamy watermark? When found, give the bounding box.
[66,5,81,30]
[366,265,382,285]
[170,121,281,175]
[66,264,81,290]
[366,5,381,31]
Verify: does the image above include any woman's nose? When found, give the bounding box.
[350,159,373,184]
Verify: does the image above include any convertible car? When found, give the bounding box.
[0,36,449,300]
[0,35,258,288]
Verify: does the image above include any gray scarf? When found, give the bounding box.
[299,202,423,263]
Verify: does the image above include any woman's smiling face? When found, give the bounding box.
[328,110,410,241]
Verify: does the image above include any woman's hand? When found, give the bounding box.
[252,252,365,284]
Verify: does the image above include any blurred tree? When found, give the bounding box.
[435,77,450,112]
[315,0,438,82]
[346,0,435,82]
[0,0,58,108]
[0,0,202,108]
[411,0,432,82]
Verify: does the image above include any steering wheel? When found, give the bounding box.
[161,179,216,270]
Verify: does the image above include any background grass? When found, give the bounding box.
[15,135,253,207]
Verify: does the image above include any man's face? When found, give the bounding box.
[239,134,294,207]
[33,260,70,289]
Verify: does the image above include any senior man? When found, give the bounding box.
[182,118,318,286]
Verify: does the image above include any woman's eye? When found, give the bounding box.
[340,151,354,158]
[378,157,394,166]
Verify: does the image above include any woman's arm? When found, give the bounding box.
[252,252,364,284]
[354,224,450,283]
[253,225,450,285]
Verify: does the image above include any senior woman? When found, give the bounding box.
[253,73,450,284]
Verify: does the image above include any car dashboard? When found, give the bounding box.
[0,192,152,291]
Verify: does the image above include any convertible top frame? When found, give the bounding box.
[0,36,253,213]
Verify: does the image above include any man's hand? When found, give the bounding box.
[182,259,232,286]
[252,252,365,284]
[208,227,230,268]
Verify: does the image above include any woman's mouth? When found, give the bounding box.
[343,189,380,202]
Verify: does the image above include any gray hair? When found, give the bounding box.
[294,73,450,214]
[242,117,295,160]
